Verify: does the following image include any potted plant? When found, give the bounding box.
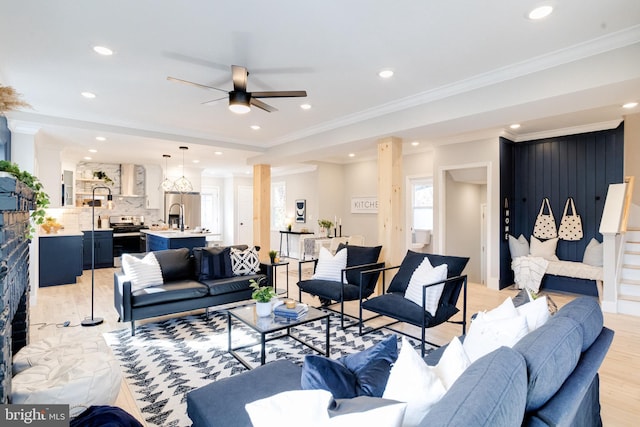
[318,219,334,237]
[250,278,276,317]
[93,170,113,185]
[268,250,278,263]
[0,160,50,238]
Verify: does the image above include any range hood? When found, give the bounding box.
[120,164,140,197]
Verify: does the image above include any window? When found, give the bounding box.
[200,187,221,235]
[412,178,433,231]
[271,181,286,229]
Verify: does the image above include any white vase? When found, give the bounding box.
[255,301,272,317]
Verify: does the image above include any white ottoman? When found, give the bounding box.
[11,333,121,417]
[13,332,110,375]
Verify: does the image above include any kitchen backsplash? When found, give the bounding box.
[46,162,164,231]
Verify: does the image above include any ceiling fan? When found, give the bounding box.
[167,65,307,114]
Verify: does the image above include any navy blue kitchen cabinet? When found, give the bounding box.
[82,230,114,269]
[39,234,83,286]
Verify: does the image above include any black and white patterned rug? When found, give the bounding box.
[104,310,427,427]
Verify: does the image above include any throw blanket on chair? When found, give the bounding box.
[512,256,549,293]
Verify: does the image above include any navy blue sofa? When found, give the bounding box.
[186,296,613,427]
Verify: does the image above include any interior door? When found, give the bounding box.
[237,186,253,245]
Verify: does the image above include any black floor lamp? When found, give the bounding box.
[81,185,114,327]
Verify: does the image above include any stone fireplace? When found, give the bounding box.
[0,174,34,402]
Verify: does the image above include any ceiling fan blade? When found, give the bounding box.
[251,90,307,98]
[231,65,248,92]
[201,95,228,106]
[167,76,228,93]
[250,98,277,113]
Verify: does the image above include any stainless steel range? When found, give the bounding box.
[110,215,147,265]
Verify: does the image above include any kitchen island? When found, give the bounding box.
[141,229,209,252]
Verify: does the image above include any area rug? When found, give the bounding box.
[104,310,428,427]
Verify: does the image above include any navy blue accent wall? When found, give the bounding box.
[499,124,624,289]
[0,116,10,161]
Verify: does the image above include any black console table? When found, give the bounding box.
[278,230,313,259]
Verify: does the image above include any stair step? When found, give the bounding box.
[617,298,640,316]
[622,264,640,270]
[620,278,640,286]
[623,253,640,264]
[619,294,640,302]
[620,283,640,296]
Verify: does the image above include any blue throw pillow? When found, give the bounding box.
[301,355,358,399]
[338,335,398,397]
[301,335,398,398]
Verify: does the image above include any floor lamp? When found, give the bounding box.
[81,186,114,327]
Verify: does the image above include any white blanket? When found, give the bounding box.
[512,256,549,293]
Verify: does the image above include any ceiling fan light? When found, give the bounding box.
[229,91,251,114]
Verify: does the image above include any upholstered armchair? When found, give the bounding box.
[297,244,384,329]
[359,251,469,356]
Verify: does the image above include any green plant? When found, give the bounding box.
[93,170,113,184]
[250,277,276,303]
[268,250,278,259]
[0,160,50,237]
[318,219,334,229]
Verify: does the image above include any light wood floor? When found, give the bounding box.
[28,263,640,426]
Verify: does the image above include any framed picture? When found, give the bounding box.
[295,199,306,223]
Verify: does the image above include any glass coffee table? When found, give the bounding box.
[226,305,330,369]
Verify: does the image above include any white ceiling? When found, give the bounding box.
[1,1,639,177]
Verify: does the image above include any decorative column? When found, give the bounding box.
[377,137,404,276]
[253,164,271,262]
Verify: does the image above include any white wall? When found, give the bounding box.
[342,160,379,245]
[444,173,486,283]
[434,138,500,289]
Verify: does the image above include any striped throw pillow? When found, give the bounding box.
[121,253,164,291]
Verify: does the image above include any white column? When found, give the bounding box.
[7,119,41,304]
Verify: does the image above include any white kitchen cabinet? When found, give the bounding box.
[144,164,162,210]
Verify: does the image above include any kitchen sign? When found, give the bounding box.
[351,196,378,213]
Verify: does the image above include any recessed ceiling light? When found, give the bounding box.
[623,102,638,109]
[93,46,113,56]
[378,69,394,79]
[214,151,223,156]
[510,123,521,129]
[348,153,355,158]
[250,125,261,130]
[300,103,312,110]
[528,5,553,20]
[411,141,420,146]
[95,136,106,141]
[192,160,200,164]
[81,91,96,99]
[84,156,92,160]
[88,149,97,153]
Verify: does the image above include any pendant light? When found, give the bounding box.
[160,154,174,191]
[173,146,193,193]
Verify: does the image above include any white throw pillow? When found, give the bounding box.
[462,315,529,363]
[434,336,471,390]
[508,234,530,258]
[245,389,333,427]
[529,235,559,261]
[474,297,518,322]
[312,247,348,282]
[245,389,407,427]
[583,238,603,267]
[230,247,260,276]
[121,253,163,291]
[383,337,446,427]
[327,402,407,427]
[404,259,448,316]
[516,295,550,332]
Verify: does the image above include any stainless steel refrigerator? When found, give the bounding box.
[165,192,201,230]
